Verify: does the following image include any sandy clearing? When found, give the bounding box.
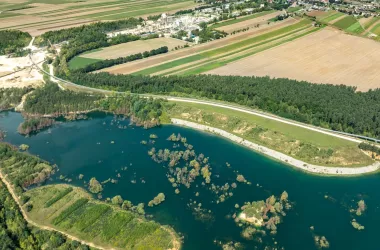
[172,118,380,175]
[207,28,380,91]
[215,11,282,33]
[102,18,297,74]
[83,37,187,60]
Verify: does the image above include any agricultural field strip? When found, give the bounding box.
[320,12,345,23]
[93,2,196,20]
[41,0,185,18]
[158,25,312,76]
[134,19,311,75]
[211,10,276,29]
[77,0,192,19]
[370,22,380,35]
[182,27,320,75]
[37,0,156,16]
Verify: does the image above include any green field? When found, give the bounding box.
[211,10,276,29]
[319,12,345,23]
[333,15,358,29]
[370,22,380,35]
[346,21,365,34]
[68,56,101,70]
[25,184,178,249]
[287,6,302,13]
[363,17,379,30]
[168,102,373,167]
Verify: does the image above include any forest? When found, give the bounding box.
[75,46,169,73]
[0,180,90,250]
[23,83,167,128]
[0,30,31,55]
[66,72,380,139]
[0,87,32,111]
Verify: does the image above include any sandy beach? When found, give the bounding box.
[171,119,380,176]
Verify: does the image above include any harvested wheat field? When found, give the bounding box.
[207,28,380,91]
[82,38,188,60]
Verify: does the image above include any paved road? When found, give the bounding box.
[29,52,380,145]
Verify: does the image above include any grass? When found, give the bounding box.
[346,21,365,34]
[287,6,302,13]
[133,19,312,75]
[333,15,358,30]
[363,17,379,30]
[370,23,380,36]
[68,56,101,70]
[320,12,345,23]
[25,184,178,249]
[168,102,373,167]
[211,10,275,29]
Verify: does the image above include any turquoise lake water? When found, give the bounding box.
[1,111,379,250]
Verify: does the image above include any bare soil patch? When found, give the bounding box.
[83,37,187,60]
[207,28,380,91]
[307,10,326,17]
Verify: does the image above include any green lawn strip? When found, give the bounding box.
[162,25,311,76]
[333,15,357,29]
[211,10,276,29]
[94,1,194,20]
[370,22,380,35]
[133,54,205,75]
[346,21,364,34]
[169,102,372,167]
[68,57,102,70]
[320,12,345,23]
[0,12,22,19]
[135,19,311,75]
[180,28,319,75]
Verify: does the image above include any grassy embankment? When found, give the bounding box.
[210,10,276,29]
[25,184,178,249]
[132,19,319,76]
[166,102,373,167]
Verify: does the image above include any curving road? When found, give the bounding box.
[29,52,380,145]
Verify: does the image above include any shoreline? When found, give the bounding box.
[171,118,380,176]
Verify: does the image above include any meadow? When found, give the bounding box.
[25,184,179,249]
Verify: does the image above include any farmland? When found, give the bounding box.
[25,184,179,249]
[101,18,300,75]
[0,0,196,36]
[207,28,380,91]
[82,38,187,60]
[126,19,320,76]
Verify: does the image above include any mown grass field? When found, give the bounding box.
[319,11,345,23]
[333,15,358,29]
[25,184,178,249]
[168,102,373,167]
[68,57,101,70]
[371,22,380,36]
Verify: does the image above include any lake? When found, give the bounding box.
[1,111,379,250]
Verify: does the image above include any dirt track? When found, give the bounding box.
[207,28,380,91]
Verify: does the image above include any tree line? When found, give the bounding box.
[0,30,31,55]
[35,18,142,46]
[66,72,380,139]
[75,46,169,73]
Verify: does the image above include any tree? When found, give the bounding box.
[111,195,123,205]
[88,178,103,194]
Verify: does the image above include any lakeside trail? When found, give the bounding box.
[0,171,109,250]
[171,119,380,176]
